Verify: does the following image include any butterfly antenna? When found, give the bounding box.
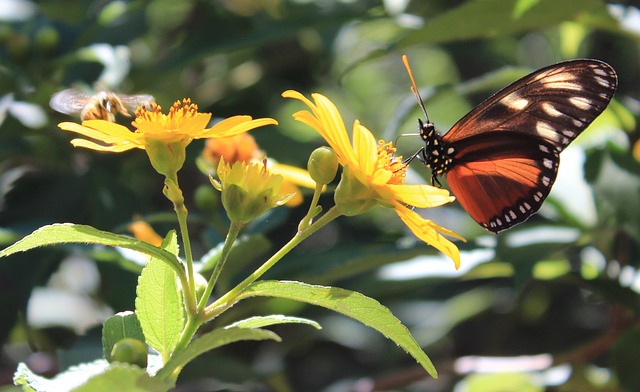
[402,55,430,123]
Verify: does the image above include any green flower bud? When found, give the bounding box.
[308,146,339,185]
[110,338,147,367]
[145,138,188,179]
[216,158,292,224]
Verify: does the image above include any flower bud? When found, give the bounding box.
[307,146,338,185]
[216,158,292,224]
[110,338,147,367]
[145,138,188,178]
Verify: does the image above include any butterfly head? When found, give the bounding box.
[416,118,455,187]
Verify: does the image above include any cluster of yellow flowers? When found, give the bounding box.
[58,90,463,267]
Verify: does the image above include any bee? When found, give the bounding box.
[49,89,155,122]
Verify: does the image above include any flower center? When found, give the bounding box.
[377,141,406,185]
[135,99,200,131]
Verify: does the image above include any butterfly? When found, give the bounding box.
[402,56,618,233]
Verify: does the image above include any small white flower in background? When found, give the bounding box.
[78,43,132,89]
[0,0,36,22]
[27,254,112,334]
[0,94,47,129]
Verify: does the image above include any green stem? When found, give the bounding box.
[203,206,343,321]
[298,182,325,232]
[175,205,196,312]
[197,221,244,312]
[165,174,197,314]
[162,314,202,379]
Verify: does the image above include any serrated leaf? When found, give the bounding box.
[135,231,184,363]
[0,223,181,273]
[102,311,145,362]
[237,280,438,377]
[227,315,321,330]
[155,327,280,380]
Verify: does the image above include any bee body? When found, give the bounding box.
[50,89,154,122]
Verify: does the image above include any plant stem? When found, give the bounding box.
[203,205,343,320]
[165,173,197,314]
[162,314,202,379]
[298,182,324,232]
[197,221,244,312]
[175,204,196,312]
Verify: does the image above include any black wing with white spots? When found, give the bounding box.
[416,59,617,232]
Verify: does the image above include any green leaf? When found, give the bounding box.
[155,327,281,380]
[15,361,108,392]
[135,231,185,363]
[0,223,182,273]
[72,362,171,392]
[14,360,170,392]
[238,280,438,378]
[227,315,322,330]
[102,311,145,363]
[399,0,616,47]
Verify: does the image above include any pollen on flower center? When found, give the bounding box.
[377,140,406,185]
[134,99,201,131]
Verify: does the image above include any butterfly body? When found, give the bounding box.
[407,59,618,233]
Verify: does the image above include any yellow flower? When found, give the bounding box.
[214,157,292,224]
[59,99,277,152]
[283,90,463,268]
[201,132,316,207]
[59,99,277,177]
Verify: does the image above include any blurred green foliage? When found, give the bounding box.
[1,0,640,390]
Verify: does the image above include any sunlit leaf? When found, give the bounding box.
[156,327,280,380]
[135,231,184,363]
[227,314,321,330]
[0,223,182,273]
[237,280,438,377]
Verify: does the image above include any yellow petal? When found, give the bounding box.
[394,204,462,269]
[312,93,358,166]
[389,184,455,208]
[200,116,277,139]
[352,120,377,176]
[271,162,316,189]
[284,90,358,167]
[70,138,139,152]
[59,121,126,141]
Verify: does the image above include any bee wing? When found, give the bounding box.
[49,89,93,115]
[119,94,155,112]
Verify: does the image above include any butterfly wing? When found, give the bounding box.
[446,132,559,232]
[439,59,616,232]
[444,59,617,151]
